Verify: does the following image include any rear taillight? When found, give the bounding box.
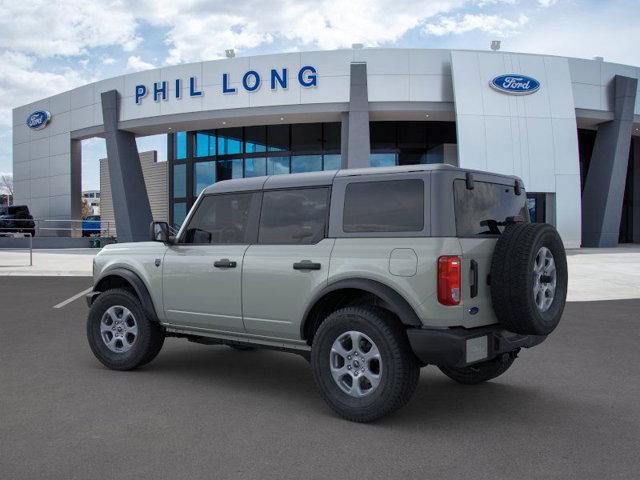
[438,256,461,306]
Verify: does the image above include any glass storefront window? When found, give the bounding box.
[245,157,267,177]
[245,126,267,153]
[195,131,215,157]
[217,159,243,181]
[292,123,322,152]
[194,161,216,196]
[173,163,186,197]
[267,125,289,152]
[267,157,290,175]
[323,154,341,171]
[218,128,243,155]
[323,123,341,152]
[174,131,187,160]
[173,202,187,230]
[291,155,322,173]
[370,153,397,168]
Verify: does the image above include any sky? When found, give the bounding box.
[0,0,639,191]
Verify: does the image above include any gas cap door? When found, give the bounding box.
[388,248,418,277]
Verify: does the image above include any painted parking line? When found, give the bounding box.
[53,287,93,309]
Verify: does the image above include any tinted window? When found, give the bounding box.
[259,188,329,244]
[453,180,529,236]
[194,161,215,196]
[173,164,186,198]
[343,180,424,233]
[182,193,254,244]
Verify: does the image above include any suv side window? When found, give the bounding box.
[181,193,255,244]
[453,180,529,236]
[258,188,330,244]
[343,179,424,232]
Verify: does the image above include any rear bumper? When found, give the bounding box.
[407,325,546,368]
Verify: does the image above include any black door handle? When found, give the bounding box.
[470,259,478,298]
[293,260,321,271]
[214,258,237,268]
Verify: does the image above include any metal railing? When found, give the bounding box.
[0,218,116,238]
[0,232,33,265]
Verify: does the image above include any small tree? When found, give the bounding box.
[0,173,13,205]
[81,198,92,218]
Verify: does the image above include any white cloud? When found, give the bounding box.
[134,0,465,64]
[102,57,116,65]
[424,13,528,36]
[0,0,141,57]
[0,51,87,125]
[126,56,156,72]
[538,0,557,7]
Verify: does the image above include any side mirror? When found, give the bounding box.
[150,221,171,243]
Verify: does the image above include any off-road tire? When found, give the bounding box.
[311,306,419,423]
[490,223,567,335]
[87,288,165,371]
[439,354,516,385]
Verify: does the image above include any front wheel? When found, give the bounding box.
[438,353,516,385]
[311,306,419,423]
[86,288,165,371]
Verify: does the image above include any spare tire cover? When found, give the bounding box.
[490,223,568,335]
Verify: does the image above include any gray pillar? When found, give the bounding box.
[340,112,349,169]
[345,62,370,169]
[101,90,153,242]
[633,139,640,243]
[582,75,638,247]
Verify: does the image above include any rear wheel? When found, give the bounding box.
[439,353,516,385]
[311,306,419,423]
[86,288,164,371]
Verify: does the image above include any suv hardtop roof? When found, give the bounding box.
[201,164,522,195]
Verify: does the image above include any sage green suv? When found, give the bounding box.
[86,164,567,422]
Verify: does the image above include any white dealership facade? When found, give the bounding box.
[11,48,640,247]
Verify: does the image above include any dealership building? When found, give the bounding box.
[11,48,640,247]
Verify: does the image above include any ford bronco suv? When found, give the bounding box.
[86,164,567,422]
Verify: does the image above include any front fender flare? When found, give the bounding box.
[92,268,159,321]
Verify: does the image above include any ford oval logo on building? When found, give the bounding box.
[490,74,540,95]
[26,110,51,130]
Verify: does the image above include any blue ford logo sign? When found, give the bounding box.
[490,74,540,95]
[26,110,51,130]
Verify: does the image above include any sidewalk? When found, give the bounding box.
[0,248,96,276]
[0,245,639,301]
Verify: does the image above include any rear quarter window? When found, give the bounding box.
[343,179,424,233]
[454,180,529,236]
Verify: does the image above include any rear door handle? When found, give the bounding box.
[293,260,321,271]
[470,259,478,298]
[214,258,237,269]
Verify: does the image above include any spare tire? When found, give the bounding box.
[490,223,567,335]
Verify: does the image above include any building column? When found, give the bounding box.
[101,90,153,242]
[582,75,638,247]
[633,138,640,243]
[343,62,370,169]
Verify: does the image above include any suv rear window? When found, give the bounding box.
[259,188,330,244]
[453,180,529,236]
[343,179,424,233]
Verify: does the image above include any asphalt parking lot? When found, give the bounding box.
[1,277,639,479]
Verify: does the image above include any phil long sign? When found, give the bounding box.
[135,66,318,105]
[490,74,540,95]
